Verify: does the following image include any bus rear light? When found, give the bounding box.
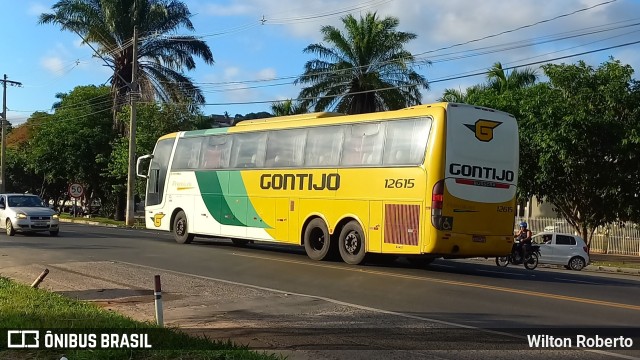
[431,180,445,230]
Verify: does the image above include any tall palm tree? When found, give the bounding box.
[295,12,429,114]
[271,99,308,116]
[486,62,537,94]
[39,0,214,132]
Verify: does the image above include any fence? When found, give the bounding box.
[515,217,640,256]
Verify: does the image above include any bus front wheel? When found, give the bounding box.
[303,218,332,261]
[173,211,195,244]
[338,221,366,265]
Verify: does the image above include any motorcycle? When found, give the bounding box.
[495,241,541,270]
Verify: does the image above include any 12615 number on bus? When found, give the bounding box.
[384,179,415,189]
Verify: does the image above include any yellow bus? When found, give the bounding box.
[136,102,518,265]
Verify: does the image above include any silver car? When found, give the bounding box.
[532,232,590,270]
[0,194,60,236]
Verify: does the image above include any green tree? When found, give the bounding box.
[271,99,308,116]
[39,0,214,131]
[440,62,536,103]
[29,85,116,208]
[470,59,640,243]
[295,12,429,114]
[486,62,537,94]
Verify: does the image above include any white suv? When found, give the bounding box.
[0,194,60,236]
[532,232,590,270]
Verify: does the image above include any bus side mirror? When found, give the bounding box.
[136,154,154,179]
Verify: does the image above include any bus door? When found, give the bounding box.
[143,138,175,231]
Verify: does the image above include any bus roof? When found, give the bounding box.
[172,102,514,139]
[235,111,345,126]
[158,132,179,140]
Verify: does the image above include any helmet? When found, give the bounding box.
[519,221,528,228]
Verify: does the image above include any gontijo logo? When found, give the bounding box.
[464,119,502,142]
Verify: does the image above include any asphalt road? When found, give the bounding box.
[1,223,639,358]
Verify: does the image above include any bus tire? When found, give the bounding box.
[338,221,366,265]
[173,211,194,244]
[303,218,332,261]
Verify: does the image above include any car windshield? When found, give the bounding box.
[7,195,45,207]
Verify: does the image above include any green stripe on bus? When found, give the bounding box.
[195,171,270,229]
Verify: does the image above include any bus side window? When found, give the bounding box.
[305,126,343,167]
[266,129,307,167]
[341,123,384,166]
[230,132,267,168]
[383,118,431,165]
[201,135,231,169]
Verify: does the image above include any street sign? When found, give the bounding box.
[69,183,84,198]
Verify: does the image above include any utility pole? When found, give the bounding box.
[1,74,22,193]
[125,27,138,226]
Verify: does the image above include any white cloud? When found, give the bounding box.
[256,68,276,80]
[41,56,65,75]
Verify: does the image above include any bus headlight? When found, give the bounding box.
[16,213,27,219]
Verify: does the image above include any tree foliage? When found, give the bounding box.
[28,85,116,205]
[39,0,214,132]
[295,12,429,114]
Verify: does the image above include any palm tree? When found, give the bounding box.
[486,62,537,94]
[295,12,429,114]
[271,99,308,116]
[39,0,214,132]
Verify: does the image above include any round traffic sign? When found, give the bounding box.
[69,183,84,198]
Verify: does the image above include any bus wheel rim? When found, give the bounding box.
[176,219,185,236]
[310,228,325,251]
[345,231,360,254]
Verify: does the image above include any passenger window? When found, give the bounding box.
[305,126,343,167]
[341,123,384,166]
[201,135,232,169]
[556,235,576,245]
[230,132,267,168]
[383,118,431,165]
[265,129,307,167]
[171,137,203,170]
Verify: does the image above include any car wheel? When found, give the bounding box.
[338,221,366,265]
[6,220,15,236]
[568,256,586,271]
[49,230,59,237]
[173,211,194,244]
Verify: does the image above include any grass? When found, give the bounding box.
[0,277,282,360]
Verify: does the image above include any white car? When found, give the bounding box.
[532,232,590,270]
[0,194,60,236]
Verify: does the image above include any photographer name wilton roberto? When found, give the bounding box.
[6,330,152,349]
[527,334,634,349]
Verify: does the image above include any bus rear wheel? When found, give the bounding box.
[338,221,366,265]
[303,218,332,261]
[173,211,195,244]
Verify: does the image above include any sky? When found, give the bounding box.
[2,0,640,126]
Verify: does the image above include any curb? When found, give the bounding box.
[59,218,144,229]
[584,265,640,276]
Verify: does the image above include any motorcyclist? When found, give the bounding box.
[514,221,533,262]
